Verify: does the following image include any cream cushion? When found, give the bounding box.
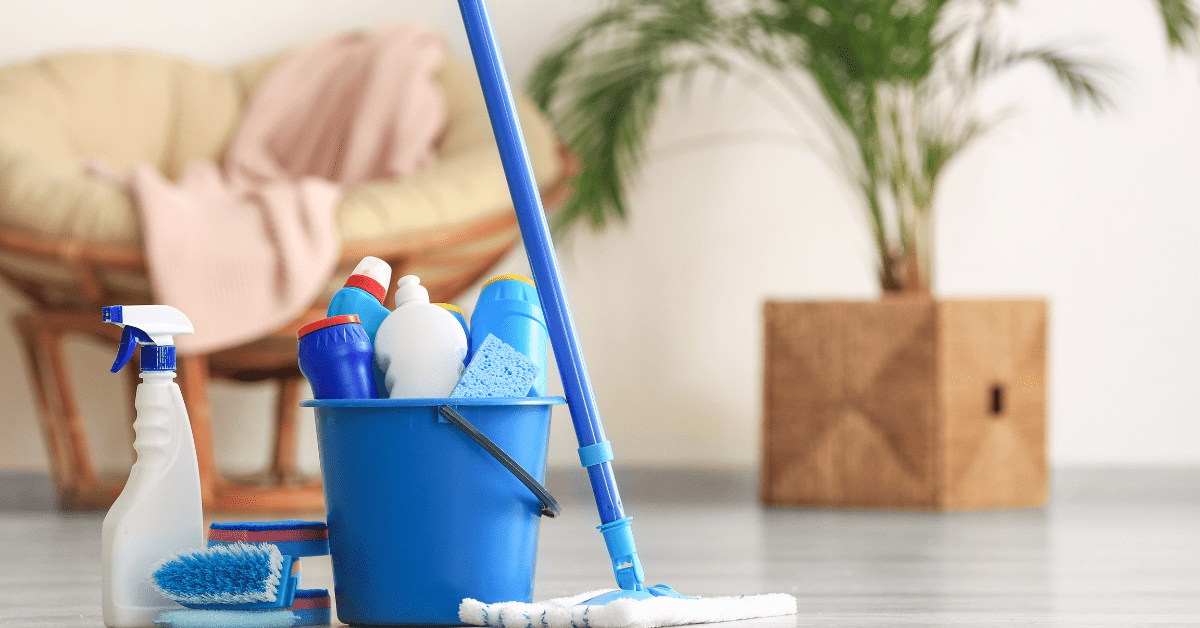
[0,49,561,253]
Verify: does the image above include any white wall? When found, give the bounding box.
[0,0,1196,476]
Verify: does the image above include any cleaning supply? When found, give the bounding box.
[206,521,330,558]
[297,315,377,400]
[153,590,331,628]
[152,609,297,628]
[373,275,468,397]
[101,305,205,628]
[460,589,798,628]
[435,302,471,358]
[458,0,643,591]
[327,256,392,394]
[469,274,549,396]
[451,334,538,398]
[455,0,796,624]
[274,589,331,626]
[437,404,560,518]
[302,396,563,625]
[151,542,300,610]
[152,521,331,611]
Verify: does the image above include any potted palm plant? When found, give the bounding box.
[529,0,1196,509]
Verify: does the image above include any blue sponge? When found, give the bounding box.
[207,520,329,558]
[288,590,332,627]
[153,609,297,628]
[451,334,538,398]
[154,590,330,628]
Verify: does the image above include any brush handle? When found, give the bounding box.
[457,0,646,591]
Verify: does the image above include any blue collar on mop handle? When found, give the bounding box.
[585,517,692,603]
[457,0,659,601]
[598,518,644,590]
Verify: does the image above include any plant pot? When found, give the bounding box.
[761,298,1047,511]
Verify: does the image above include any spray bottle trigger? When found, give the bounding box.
[110,326,153,373]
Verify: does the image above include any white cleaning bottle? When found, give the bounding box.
[100,305,204,628]
[375,275,468,397]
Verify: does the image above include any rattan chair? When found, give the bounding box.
[0,48,573,511]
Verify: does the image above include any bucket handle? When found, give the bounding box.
[438,405,560,518]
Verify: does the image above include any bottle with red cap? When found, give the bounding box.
[327,257,392,395]
[297,314,377,400]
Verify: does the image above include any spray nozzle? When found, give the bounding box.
[103,305,194,373]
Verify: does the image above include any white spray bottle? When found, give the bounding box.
[100,305,204,628]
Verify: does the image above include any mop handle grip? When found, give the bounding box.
[456,0,627,525]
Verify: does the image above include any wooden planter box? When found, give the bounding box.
[761,298,1047,511]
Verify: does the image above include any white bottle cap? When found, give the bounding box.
[352,256,392,290]
[394,275,430,307]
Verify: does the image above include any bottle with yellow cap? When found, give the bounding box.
[434,303,471,360]
[470,274,548,396]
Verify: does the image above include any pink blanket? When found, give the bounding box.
[131,25,445,354]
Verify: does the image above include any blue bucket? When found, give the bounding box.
[302,396,564,626]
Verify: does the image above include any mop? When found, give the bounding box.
[454,1,797,625]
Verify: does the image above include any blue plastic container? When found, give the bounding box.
[327,278,392,396]
[302,396,564,626]
[470,275,549,396]
[298,315,378,400]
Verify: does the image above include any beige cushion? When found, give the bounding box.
[0,52,243,246]
[0,49,562,251]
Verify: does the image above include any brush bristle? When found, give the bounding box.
[152,542,284,606]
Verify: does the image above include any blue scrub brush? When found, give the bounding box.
[150,532,331,628]
[151,542,300,609]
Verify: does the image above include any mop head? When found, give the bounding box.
[459,589,797,628]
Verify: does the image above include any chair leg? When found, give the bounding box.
[13,308,326,513]
[178,354,220,508]
[271,377,302,484]
[12,314,78,498]
[41,324,96,494]
[12,311,127,510]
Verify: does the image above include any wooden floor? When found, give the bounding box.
[0,467,1197,627]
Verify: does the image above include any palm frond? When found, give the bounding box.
[1019,48,1115,111]
[527,0,1197,290]
[530,0,732,231]
[1154,0,1200,51]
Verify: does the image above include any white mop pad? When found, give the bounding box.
[460,589,797,628]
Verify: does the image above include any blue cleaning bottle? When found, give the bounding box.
[327,257,392,395]
[297,314,378,400]
[470,274,549,396]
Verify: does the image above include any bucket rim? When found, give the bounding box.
[301,396,566,408]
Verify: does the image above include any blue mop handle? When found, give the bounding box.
[457,0,645,591]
